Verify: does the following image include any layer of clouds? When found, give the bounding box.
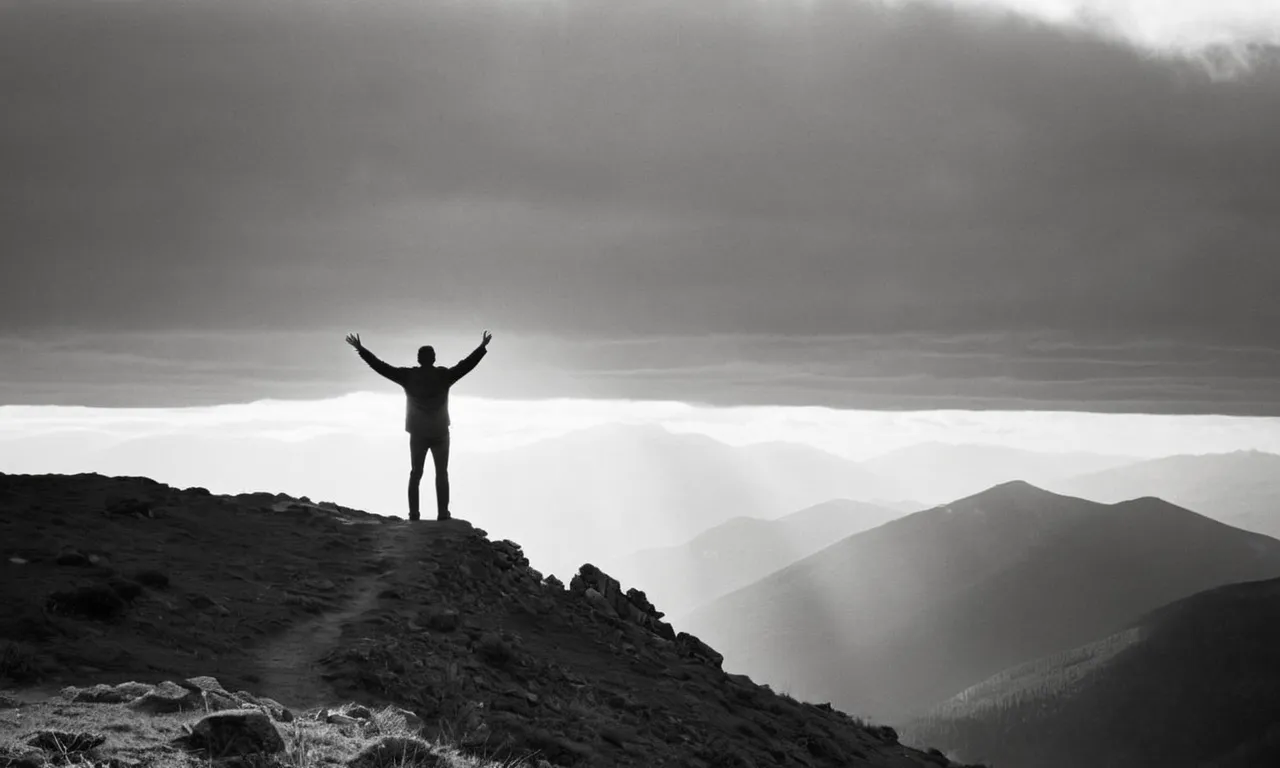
[4,394,1280,463]
[2,0,1280,412]
[4,329,1280,415]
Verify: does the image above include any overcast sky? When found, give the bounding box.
[3,0,1280,413]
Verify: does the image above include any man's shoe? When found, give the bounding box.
[408,513,420,522]
[437,511,451,521]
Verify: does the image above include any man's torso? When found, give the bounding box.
[402,366,453,436]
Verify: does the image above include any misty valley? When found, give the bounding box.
[6,430,1280,767]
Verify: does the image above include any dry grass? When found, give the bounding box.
[0,701,539,768]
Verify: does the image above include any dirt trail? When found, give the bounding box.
[253,518,409,710]
[251,517,479,710]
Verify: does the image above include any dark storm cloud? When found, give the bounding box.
[2,0,1280,411]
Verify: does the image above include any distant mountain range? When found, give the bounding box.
[680,482,1280,721]
[859,442,1135,503]
[612,498,909,616]
[35,424,900,578]
[907,576,1280,768]
[1054,449,1280,539]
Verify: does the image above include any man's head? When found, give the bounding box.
[417,345,436,366]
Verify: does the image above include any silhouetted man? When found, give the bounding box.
[346,331,491,521]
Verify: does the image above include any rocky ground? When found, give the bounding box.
[0,472,981,767]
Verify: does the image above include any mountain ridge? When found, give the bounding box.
[907,575,1280,768]
[681,481,1280,721]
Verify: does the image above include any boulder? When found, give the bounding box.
[184,709,285,757]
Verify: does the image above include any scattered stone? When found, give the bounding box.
[182,676,231,696]
[674,632,724,669]
[476,632,513,666]
[583,588,616,616]
[183,709,285,757]
[424,609,460,632]
[388,707,424,732]
[62,682,154,704]
[347,736,442,768]
[327,712,360,726]
[257,696,294,722]
[346,705,373,719]
[8,557,28,566]
[128,680,203,714]
[54,550,90,567]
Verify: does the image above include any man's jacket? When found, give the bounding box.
[358,345,486,436]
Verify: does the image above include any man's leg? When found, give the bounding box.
[408,433,428,521]
[429,432,451,520]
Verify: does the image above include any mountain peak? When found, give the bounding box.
[949,479,1068,507]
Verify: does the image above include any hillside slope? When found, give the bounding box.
[681,482,1280,721]
[906,577,1280,768]
[0,472,968,768]
[614,499,908,616]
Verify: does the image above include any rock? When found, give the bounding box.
[8,557,28,566]
[257,696,294,722]
[388,707,424,732]
[0,744,43,768]
[62,682,154,704]
[27,730,106,754]
[625,588,664,619]
[128,680,204,713]
[583,588,617,617]
[184,709,285,756]
[674,632,724,669]
[346,705,373,719]
[182,676,231,696]
[424,609,460,632]
[327,712,360,726]
[347,736,442,768]
[55,550,90,567]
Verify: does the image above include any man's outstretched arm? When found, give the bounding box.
[448,330,492,384]
[346,333,407,385]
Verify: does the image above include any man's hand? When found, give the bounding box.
[481,330,492,348]
[345,332,363,351]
